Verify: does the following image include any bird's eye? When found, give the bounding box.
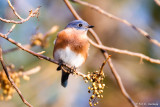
[78,24,83,27]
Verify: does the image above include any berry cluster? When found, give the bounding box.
[31,33,47,47]
[0,65,20,100]
[84,71,105,107]
[0,65,30,101]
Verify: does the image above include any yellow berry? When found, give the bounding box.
[0,95,4,100]
[89,102,93,106]
[94,90,98,94]
[102,84,105,87]
[88,86,91,90]
[3,90,8,94]
[87,75,90,80]
[85,80,88,83]
[6,95,12,100]
[92,82,96,86]
[91,95,95,99]
[93,87,97,90]
[5,85,10,89]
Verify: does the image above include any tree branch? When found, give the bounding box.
[72,0,160,48]
[0,47,33,107]
[0,32,58,63]
[7,0,23,20]
[0,31,85,78]
[18,66,41,77]
[0,1,84,106]
[0,3,40,24]
[64,0,137,107]
[88,38,160,64]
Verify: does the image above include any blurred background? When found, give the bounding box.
[0,0,160,107]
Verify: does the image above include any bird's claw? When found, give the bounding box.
[70,66,76,73]
[57,60,63,71]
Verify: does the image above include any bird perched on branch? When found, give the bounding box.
[53,20,94,87]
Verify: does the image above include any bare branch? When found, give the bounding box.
[3,25,59,54]
[88,38,160,64]
[0,47,32,107]
[43,25,59,41]
[0,32,58,64]
[99,55,111,74]
[18,66,41,76]
[61,66,86,78]
[0,7,40,24]
[64,0,137,107]
[7,0,23,20]
[0,30,85,77]
[5,24,16,36]
[72,0,160,48]
[0,23,16,38]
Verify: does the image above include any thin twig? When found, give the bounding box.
[18,66,41,76]
[7,0,23,20]
[0,32,83,77]
[0,32,58,64]
[61,66,86,78]
[0,0,137,106]
[43,25,59,41]
[5,24,16,36]
[72,0,160,48]
[100,55,111,74]
[64,0,137,106]
[0,23,17,38]
[88,38,160,64]
[0,0,83,106]
[0,47,32,107]
[0,7,40,24]
[154,0,160,6]
[3,25,59,54]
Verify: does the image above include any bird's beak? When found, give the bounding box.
[88,25,94,28]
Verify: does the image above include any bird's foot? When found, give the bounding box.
[70,66,76,73]
[57,60,63,71]
[57,65,61,71]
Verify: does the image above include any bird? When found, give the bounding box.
[53,20,94,87]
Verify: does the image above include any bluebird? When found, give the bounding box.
[53,20,94,87]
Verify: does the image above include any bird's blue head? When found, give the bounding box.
[65,20,94,31]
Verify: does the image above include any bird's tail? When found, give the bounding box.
[61,70,70,87]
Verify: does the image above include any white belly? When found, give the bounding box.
[54,47,85,68]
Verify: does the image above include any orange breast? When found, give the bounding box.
[53,28,89,62]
